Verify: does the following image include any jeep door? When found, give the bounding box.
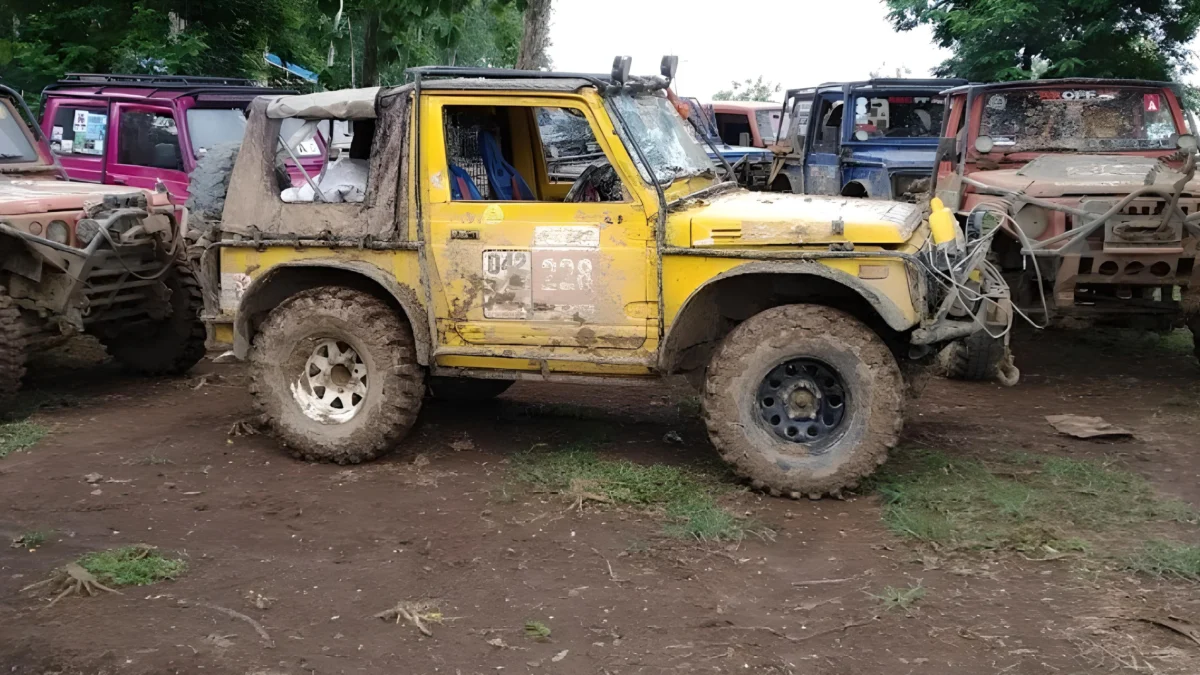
[106,103,190,201]
[804,94,844,195]
[42,98,109,184]
[422,93,654,357]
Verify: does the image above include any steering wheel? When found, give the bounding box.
[566,163,621,202]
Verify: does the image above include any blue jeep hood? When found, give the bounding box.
[708,143,771,164]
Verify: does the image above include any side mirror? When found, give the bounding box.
[611,56,632,84]
[738,132,751,147]
[1178,133,1197,150]
[660,55,679,81]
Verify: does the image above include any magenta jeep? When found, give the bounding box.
[40,74,325,204]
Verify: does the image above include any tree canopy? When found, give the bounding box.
[712,76,781,102]
[0,0,529,99]
[886,0,1200,82]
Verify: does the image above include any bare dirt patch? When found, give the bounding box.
[1,328,1198,674]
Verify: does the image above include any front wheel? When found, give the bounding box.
[0,287,27,408]
[100,265,206,376]
[938,331,1020,385]
[249,286,425,464]
[702,304,904,498]
[1189,316,1200,364]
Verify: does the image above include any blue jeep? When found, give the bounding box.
[681,96,773,189]
[769,78,965,200]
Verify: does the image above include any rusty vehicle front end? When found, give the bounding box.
[935,79,1200,353]
[0,83,205,405]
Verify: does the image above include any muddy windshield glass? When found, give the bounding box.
[0,103,38,163]
[187,108,248,158]
[851,93,944,139]
[978,88,1179,152]
[610,93,715,185]
[756,109,787,143]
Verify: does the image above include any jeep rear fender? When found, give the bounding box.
[659,261,917,374]
[233,259,430,365]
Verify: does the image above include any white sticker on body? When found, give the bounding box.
[532,225,600,249]
[219,273,253,311]
[482,250,531,319]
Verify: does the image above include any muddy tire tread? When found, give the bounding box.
[248,286,425,464]
[0,287,27,406]
[941,331,1005,381]
[103,264,207,376]
[702,304,904,497]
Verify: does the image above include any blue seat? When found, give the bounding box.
[449,164,483,200]
[480,131,534,200]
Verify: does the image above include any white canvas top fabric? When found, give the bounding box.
[266,87,381,120]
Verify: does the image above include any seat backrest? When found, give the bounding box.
[449,163,483,200]
[480,131,534,200]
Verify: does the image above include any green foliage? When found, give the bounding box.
[78,545,186,586]
[523,619,552,640]
[0,421,48,458]
[713,76,780,102]
[870,448,1197,552]
[1127,541,1200,582]
[872,582,926,611]
[885,0,1200,82]
[511,445,750,541]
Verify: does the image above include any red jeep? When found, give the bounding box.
[934,78,1200,375]
[39,74,324,204]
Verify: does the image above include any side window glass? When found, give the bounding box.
[813,100,843,152]
[791,99,812,149]
[443,105,624,203]
[118,110,182,170]
[49,106,107,157]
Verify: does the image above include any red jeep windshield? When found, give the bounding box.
[0,103,39,163]
[978,88,1179,153]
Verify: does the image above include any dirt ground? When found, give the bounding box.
[1,329,1199,675]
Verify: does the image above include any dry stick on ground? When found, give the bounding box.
[713,617,877,644]
[180,599,273,647]
[375,602,434,636]
[590,546,625,583]
[1135,615,1200,648]
[21,563,121,609]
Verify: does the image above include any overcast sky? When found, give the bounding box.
[547,0,1200,100]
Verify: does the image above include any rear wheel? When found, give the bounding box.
[429,377,513,402]
[702,304,904,498]
[1189,316,1200,363]
[938,331,1020,385]
[249,287,425,464]
[0,287,27,407]
[100,265,206,376]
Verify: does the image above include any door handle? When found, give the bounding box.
[111,178,127,185]
[450,229,480,240]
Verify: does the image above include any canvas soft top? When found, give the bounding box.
[267,87,382,119]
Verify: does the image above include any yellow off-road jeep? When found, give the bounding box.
[193,59,1009,497]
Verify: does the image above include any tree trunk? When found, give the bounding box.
[515,0,551,70]
[362,10,380,86]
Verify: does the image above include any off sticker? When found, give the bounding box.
[482,250,530,319]
[220,273,252,311]
[482,204,505,225]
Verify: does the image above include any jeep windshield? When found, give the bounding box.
[850,92,944,140]
[0,103,39,163]
[756,109,788,144]
[978,88,1179,153]
[610,92,716,185]
[186,108,248,158]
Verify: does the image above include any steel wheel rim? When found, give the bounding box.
[292,339,368,424]
[756,357,848,450]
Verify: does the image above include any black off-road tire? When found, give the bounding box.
[0,287,27,407]
[249,286,425,464]
[938,331,1005,382]
[1189,316,1200,364]
[428,377,514,402]
[185,143,290,231]
[702,304,904,498]
[101,265,206,376]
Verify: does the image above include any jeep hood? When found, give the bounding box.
[681,191,923,246]
[0,178,144,216]
[967,154,1200,198]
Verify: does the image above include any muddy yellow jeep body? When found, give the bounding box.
[196,64,1004,497]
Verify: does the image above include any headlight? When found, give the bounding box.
[46,220,70,244]
[1013,205,1048,239]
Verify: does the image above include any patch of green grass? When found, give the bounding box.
[0,421,48,458]
[870,448,1197,553]
[1075,328,1193,357]
[13,529,51,549]
[511,445,748,541]
[523,620,552,640]
[872,583,926,611]
[1126,541,1200,582]
[77,546,186,587]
